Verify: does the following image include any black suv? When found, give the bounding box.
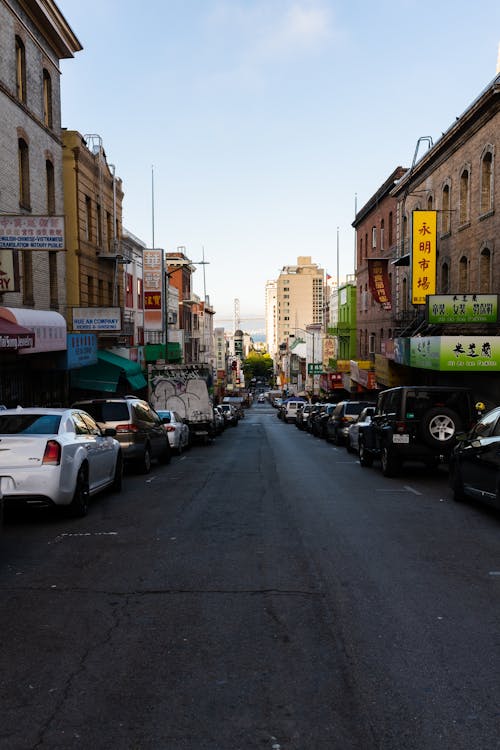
[326,401,376,445]
[71,396,171,473]
[358,386,477,476]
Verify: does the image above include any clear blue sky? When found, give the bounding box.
[59,0,500,328]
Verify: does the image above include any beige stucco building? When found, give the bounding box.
[275,256,325,347]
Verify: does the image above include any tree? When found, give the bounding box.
[242,351,274,382]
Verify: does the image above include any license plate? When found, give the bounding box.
[392,434,410,444]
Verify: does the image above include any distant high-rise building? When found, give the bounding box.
[275,256,325,347]
[265,280,277,358]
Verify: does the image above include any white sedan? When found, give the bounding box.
[157,410,190,454]
[347,405,376,453]
[0,407,123,517]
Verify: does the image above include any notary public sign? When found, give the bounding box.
[427,294,498,324]
[0,215,65,250]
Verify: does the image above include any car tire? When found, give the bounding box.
[358,441,374,468]
[158,441,172,465]
[111,452,123,493]
[421,407,461,449]
[381,446,398,477]
[140,445,152,474]
[68,465,89,517]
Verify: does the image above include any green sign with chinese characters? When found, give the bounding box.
[409,336,500,371]
[307,363,323,374]
[427,294,498,324]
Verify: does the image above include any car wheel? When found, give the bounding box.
[158,440,172,465]
[68,465,89,517]
[111,452,123,492]
[421,407,461,449]
[140,445,152,474]
[381,446,398,477]
[358,441,373,468]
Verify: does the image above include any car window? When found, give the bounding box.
[472,409,500,439]
[134,402,156,424]
[79,412,102,436]
[0,414,61,434]
[345,403,365,415]
[96,403,130,422]
[72,411,91,435]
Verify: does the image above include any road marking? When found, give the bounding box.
[404,485,422,496]
[488,571,500,576]
[51,531,118,544]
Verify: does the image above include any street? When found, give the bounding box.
[1,402,500,749]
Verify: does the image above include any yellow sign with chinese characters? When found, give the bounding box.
[411,211,436,305]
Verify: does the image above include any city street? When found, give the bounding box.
[1,402,500,749]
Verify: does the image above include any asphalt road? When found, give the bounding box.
[2,403,500,749]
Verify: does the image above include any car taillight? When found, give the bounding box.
[115,423,138,433]
[165,425,175,432]
[395,421,407,434]
[42,440,61,465]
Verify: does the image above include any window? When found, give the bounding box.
[22,251,33,305]
[15,36,26,103]
[440,262,449,294]
[125,273,134,307]
[480,247,491,293]
[96,204,103,247]
[98,279,104,305]
[441,184,451,234]
[18,138,30,208]
[388,212,393,246]
[42,70,53,128]
[480,149,493,214]
[372,226,377,249]
[85,196,92,241]
[427,194,433,210]
[403,215,408,253]
[459,168,470,224]
[137,278,143,309]
[106,211,113,251]
[87,275,94,305]
[46,160,55,215]
[459,256,468,293]
[380,220,385,251]
[49,252,58,307]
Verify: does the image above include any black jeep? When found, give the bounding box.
[358,386,478,477]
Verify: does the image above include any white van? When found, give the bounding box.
[284,400,305,423]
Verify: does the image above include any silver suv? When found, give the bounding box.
[71,397,171,473]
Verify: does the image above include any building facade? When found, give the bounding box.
[275,256,325,346]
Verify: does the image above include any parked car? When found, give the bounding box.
[213,405,226,434]
[71,396,171,474]
[222,397,245,419]
[449,405,500,507]
[219,403,238,426]
[0,407,122,517]
[311,403,336,438]
[156,409,190,454]
[305,404,323,433]
[284,400,305,424]
[257,394,266,403]
[296,403,314,430]
[347,405,376,453]
[358,386,477,476]
[326,401,376,445]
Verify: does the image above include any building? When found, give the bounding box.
[265,279,277,359]
[0,0,81,405]
[275,256,325,346]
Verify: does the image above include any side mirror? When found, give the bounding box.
[103,427,117,437]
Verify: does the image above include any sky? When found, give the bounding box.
[58,0,500,332]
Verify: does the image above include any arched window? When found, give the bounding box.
[427,194,433,210]
[402,277,408,311]
[359,237,363,264]
[380,219,385,250]
[441,184,451,234]
[459,256,468,293]
[459,169,470,224]
[441,262,449,294]
[18,138,30,208]
[403,215,408,253]
[480,149,493,214]
[480,247,491,293]
[43,70,53,128]
[388,212,393,246]
[15,36,26,102]
[46,160,55,215]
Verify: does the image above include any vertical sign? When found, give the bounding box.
[143,249,163,331]
[411,211,436,305]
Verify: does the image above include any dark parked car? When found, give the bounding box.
[326,401,375,445]
[450,405,500,507]
[358,386,477,476]
[311,403,336,438]
[296,403,314,430]
[71,396,171,473]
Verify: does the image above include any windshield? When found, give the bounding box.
[0,414,61,435]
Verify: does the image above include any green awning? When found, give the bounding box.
[71,350,147,393]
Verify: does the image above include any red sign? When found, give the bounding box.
[144,291,162,310]
[368,258,392,310]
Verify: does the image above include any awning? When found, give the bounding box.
[391,254,410,267]
[0,318,35,351]
[71,350,147,393]
[0,306,66,353]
